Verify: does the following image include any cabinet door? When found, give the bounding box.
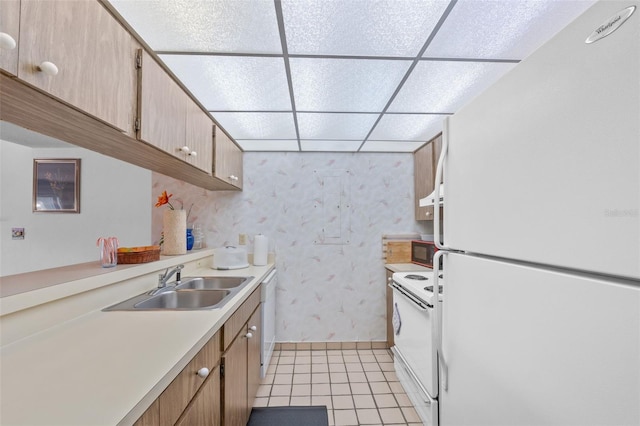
[0,0,20,75]
[176,366,221,426]
[186,101,214,174]
[158,332,220,426]
[214,127,243,189]
[414,141,435,221]
[133,399,160,426]
[138,50,187,159]
[247,307,262,406]
[223,334,249,426]
[18,0,136,134]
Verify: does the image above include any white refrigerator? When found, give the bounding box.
[433,1,640,425]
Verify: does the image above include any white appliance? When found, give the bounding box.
[433,2,640,425]
[260,269,277,378]
[390,271,443,425]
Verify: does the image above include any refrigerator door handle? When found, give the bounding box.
[433,249,448,391]
[434,117,449,251]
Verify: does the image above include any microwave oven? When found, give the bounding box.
[411,240,438,268]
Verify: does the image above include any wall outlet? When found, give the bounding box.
[238,234,247,245]
[12,228,25,240]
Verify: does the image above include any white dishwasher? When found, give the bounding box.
[260,269,277,378]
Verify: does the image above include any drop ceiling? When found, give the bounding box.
[108,0,595,153]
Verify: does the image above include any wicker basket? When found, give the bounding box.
[117,246,161,264]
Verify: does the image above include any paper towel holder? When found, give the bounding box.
[253,234,268,266]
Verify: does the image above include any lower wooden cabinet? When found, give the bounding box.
[246,308,262,408]
[134,331,221,426]
[158,332,221,425]
[176,365,221,426]
[134,285,263,426]
[222,330,249,426]
[222,287,262,426]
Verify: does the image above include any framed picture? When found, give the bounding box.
[33,159,81,213]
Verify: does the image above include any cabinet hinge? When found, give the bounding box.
[220,363,225,377]
[134,118,141,132]
[135,51,142,69]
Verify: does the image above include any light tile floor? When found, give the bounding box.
[253,348,423,426]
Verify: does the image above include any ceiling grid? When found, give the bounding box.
[109,0,596,153]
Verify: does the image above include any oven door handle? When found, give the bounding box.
[389,282,432,310]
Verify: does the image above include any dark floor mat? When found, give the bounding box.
[247,406,329,426]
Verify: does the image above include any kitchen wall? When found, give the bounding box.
[0,141,152,276]
[152,152,429,343]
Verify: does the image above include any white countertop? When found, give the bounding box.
[0,253,274,426]
[385,262,432,273]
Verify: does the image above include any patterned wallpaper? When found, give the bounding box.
[152,152,429,343]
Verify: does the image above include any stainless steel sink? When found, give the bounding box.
[175,276,252,290]
[134,289,230,310]
[103,275,254,311]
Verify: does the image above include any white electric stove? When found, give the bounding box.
[390,270,444,426]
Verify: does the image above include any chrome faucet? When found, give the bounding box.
[150,264,184,295]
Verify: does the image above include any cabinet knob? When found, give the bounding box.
[245,332,253,339]
[0,32,16,50]
[179,146,191,154]
[426,211,431,216]
[249,325,257,331]
[229,175,237,181]
[38,61,59,76]
[196,367,210,378]
[188,151,198,157]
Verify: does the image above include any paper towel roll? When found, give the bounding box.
[253,234,268,266]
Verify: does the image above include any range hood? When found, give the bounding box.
[419,184,444,207]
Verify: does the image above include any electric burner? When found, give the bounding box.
[405,274,428,281]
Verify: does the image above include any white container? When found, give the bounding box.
[212,246,249,270]
[253,234,268,266]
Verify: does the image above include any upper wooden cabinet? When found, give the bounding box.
[1,0,241,192]
[414,133,443,221]
[214,127,243,189]
[18,0,137,135]
[138,50,214,175]
[0,0,20,76]
[185,99,214,174]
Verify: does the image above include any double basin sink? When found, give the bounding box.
[103,276,254,311]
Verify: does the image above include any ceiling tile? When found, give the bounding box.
[282,0,451,56]
[423,0,596,59]
[213,113,296,139]
[300,140,363,152]
[297,113,377,140]
[388,61,517,113]
[368,114,447,141]
[360,141,426,152]
[110,0,282,53]
[236,140,300,151]
[290,58,410,112]
[160,55,291,111]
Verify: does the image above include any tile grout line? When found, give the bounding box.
[256,348,421,425]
